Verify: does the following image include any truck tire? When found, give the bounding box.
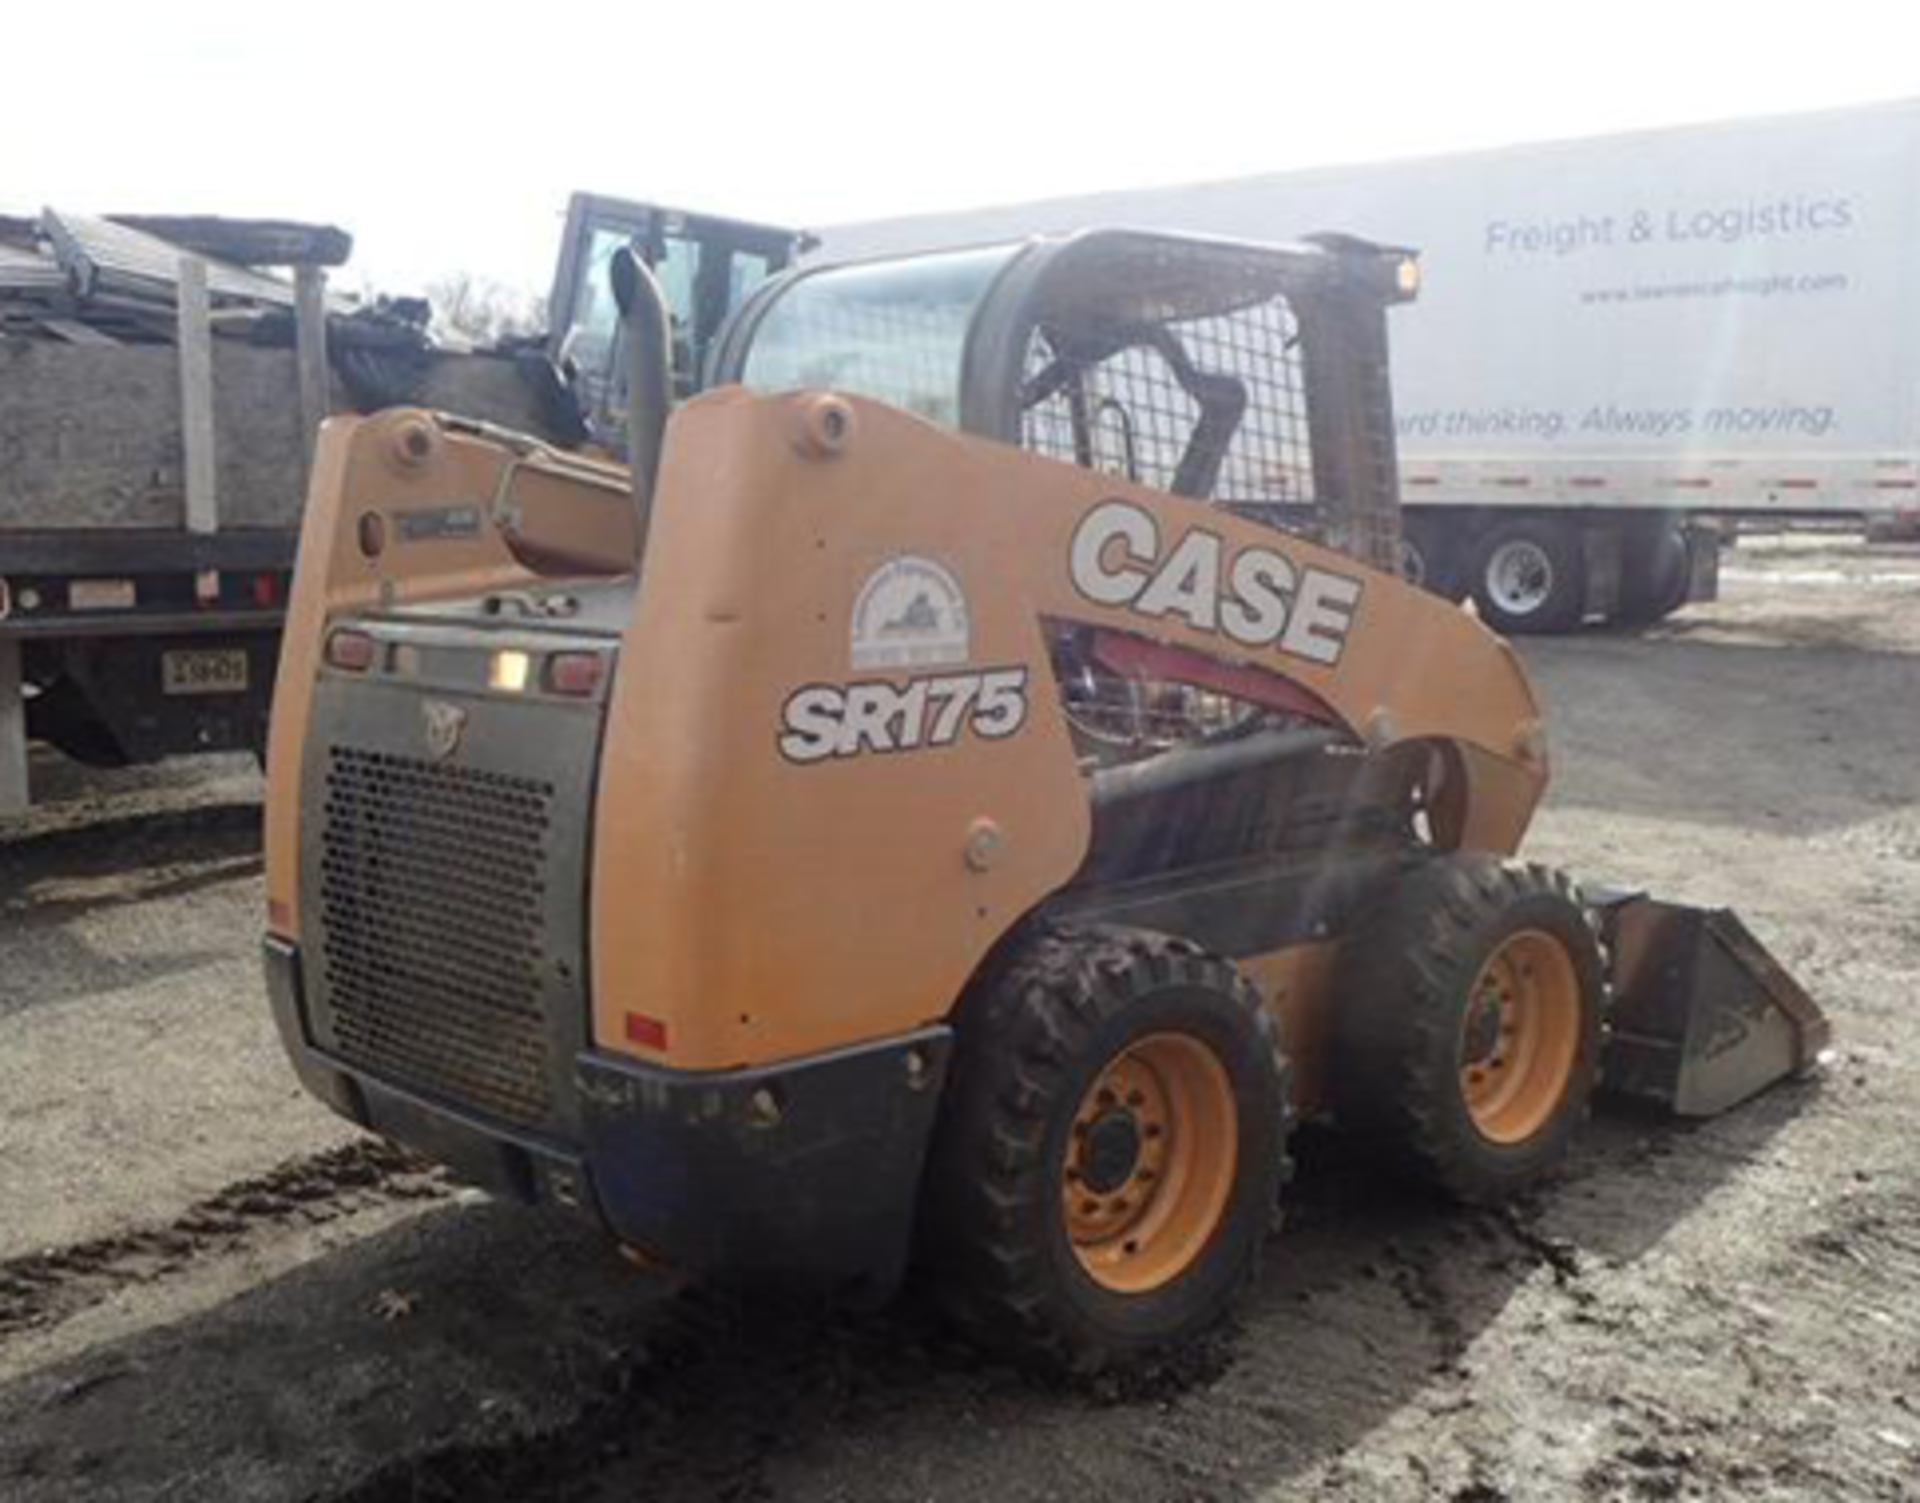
[1470,518,1586,634]
[1326,855,1606,1204]
[1614,522,1690,626]
[922,925,1290,1374]
[1400,517,1467,603]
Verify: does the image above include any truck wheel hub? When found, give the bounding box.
[1063,1033,1240,1294]
[1080,1111,1143,1193]
[1488,539,1554,614]
[1463,994,1505,1065]
[1459,929,1582,1144]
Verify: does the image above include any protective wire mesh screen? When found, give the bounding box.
[1018,286,1315,509]
[1021,244,1328,765]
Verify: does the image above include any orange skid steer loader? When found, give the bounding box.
[262,229,1827,1371]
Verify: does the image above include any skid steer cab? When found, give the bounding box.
[263,228,1827,1374]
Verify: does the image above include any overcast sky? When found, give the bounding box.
[8,1,1917,296]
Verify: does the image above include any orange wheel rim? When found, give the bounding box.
[1061,1032,1238,1294]
[1458,929,1581,1145]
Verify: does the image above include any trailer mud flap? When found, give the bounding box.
[1683,524,1721,605]
[1594,893,1830,1117]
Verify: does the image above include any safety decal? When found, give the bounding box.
[850,555,972,671]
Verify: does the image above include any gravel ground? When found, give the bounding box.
[1,535,1916,1502]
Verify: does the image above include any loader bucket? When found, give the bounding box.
[1592,892,1831,1118]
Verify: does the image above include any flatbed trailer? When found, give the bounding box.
[0,213,567,815]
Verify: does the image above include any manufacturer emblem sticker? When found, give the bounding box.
[1067,499,1363,667]
[849,555,971,671]
[421,699,467,761]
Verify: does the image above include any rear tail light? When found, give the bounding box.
[325,628,376,672]
[547,651,606,698]
[624,1011,669,1051]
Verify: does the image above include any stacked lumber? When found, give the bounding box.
[1,208,583,533]
[0,209,348,345]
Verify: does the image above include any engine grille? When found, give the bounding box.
[317,746,558,1129]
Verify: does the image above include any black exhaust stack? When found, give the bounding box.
[610,246,674,565]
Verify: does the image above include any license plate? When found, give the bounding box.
[162,648,250,696]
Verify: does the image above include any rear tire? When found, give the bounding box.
[1327,855,1606,1204]
[1471,518,1586,634]
[922,926,1290,1374]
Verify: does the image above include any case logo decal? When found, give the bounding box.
[850,555,971,671]
[421,699,468,760]
[779,669,1028,765]
[1069,499,1363,667]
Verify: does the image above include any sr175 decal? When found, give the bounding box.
[779,668,1029,765]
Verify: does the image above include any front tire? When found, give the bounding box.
[922,926,1290,1374]
[1327,855,1606,1204]
[1471,518,1587,634]
[1401,516,1468,603]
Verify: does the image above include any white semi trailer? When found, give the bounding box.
[818,99,1920,631]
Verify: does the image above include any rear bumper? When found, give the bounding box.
[264,935,952,1297]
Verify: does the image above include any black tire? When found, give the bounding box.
[1326,854,1606,1204]
[1470,518,1587,634]
[921,925,1290,1374]
[1614,522,1691,626]
[1401,517,1467,603]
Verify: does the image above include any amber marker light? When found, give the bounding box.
[490,649,532,693]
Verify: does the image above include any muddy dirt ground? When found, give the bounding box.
[2,535,1917,1502]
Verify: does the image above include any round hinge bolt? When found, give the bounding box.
[965,818,1005,873]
